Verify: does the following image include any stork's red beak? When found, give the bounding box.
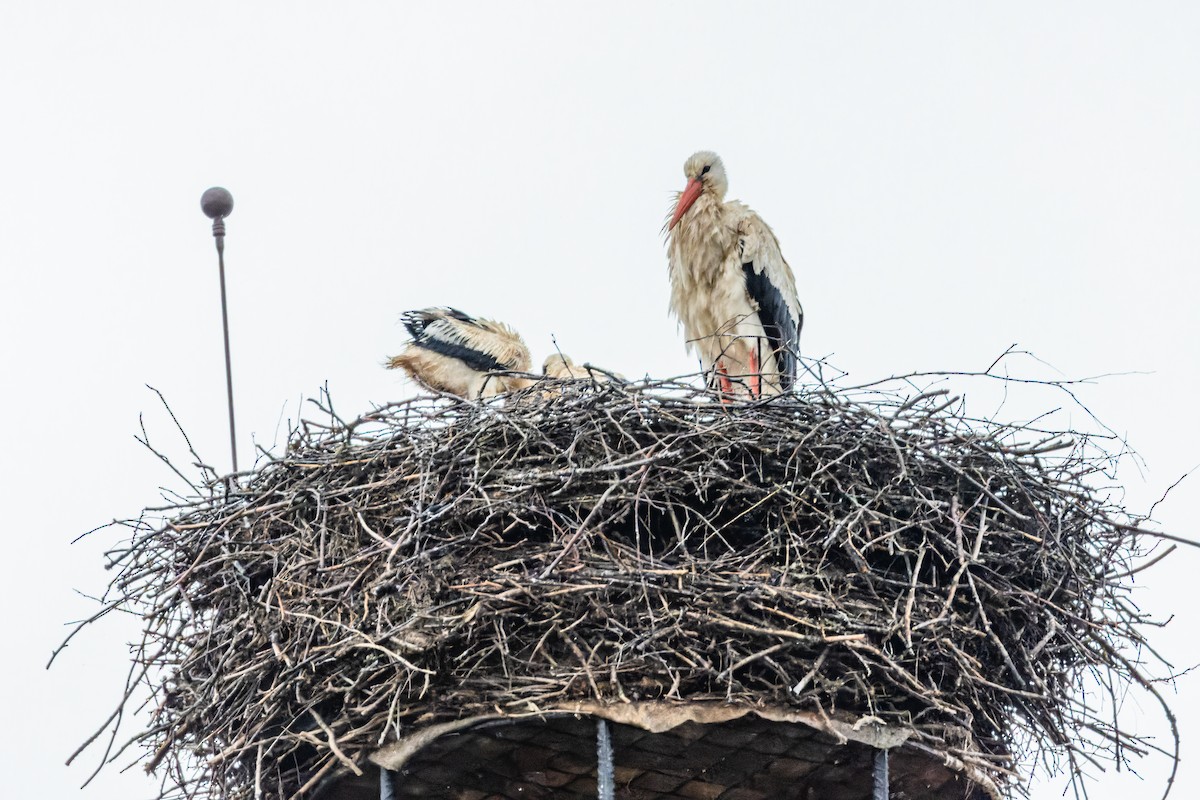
[668,178,704,231]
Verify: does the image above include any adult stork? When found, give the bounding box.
[666,151,803,398]
[386,307,532,399]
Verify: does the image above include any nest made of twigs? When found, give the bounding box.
[75,373,1175,799]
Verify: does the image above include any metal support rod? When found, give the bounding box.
[380,767,396,800]
[201,187,238,476]
[596,718,614,800]
[215,225,238,474]
[873,748,889,800]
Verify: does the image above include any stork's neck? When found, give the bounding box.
[675,192,729,241]
[670,191,732,267]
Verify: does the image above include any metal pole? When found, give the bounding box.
[380,767,396,800]
[596,718,614,800]
[200,187,238,476]
[872,748,889,800]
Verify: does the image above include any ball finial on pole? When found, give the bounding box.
[201,187,234,220]
[201,186,239,479]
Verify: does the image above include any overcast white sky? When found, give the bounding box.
[2,3,1197,798]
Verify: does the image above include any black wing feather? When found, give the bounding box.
[742,263,800,391]
[414,336,508,374]
[401,307,478,338]
[399,310,431,339]
[400,308,508,373]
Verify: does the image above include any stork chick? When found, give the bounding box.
[543,353,623,381]
[666,151,803,398]
[542,353,589,380]
[386,307,531,399]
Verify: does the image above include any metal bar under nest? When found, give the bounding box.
[873,748,890,800]
[380,767,396,800]
[596,718,614,800]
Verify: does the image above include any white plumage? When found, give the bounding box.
[666,151,803,397]
[386,307,532,399]
[541,353,622,382]
[541,353,589,380]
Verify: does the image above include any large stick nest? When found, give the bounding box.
[77,373,1175,799]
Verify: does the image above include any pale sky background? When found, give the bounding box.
[2,3,1197,798]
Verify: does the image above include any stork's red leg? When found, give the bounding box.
[717,361,734,401]
[748,350,761,399]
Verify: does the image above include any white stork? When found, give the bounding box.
[541,353,622,382]
[386,307,532,399]
[666,151,803,398]
[542,353,588,380]
[538,354,624,402]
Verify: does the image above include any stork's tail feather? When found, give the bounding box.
[385,352,413,372]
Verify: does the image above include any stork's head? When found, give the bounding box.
[547,352,578,371]
[669,151,727,230]
[542,353,576,375]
